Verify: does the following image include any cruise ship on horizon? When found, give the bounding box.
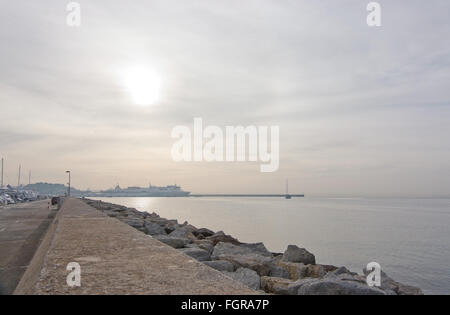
[96,184,190,197]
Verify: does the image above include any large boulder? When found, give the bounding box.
[193,240,214,253]
[127,208,145,218]
[179,248,211,261]
[291,278,385,295]
[180,222,199,233]
[285,278,316,295]
[144,222,166,236]
[212,242,271,258]
[223,268,261,290]
[146,217,170,227]
[148,212,160,218]
[268,265,290,279]
[206,231,241,246]
[153,235,190,249]
[211,242,274,276]
[277,261,308,280]
[282,245,316,265]
[325,266,356,277]
[185,243,201,249]
[277,261,327,280]
[169,226,197,241]
[239,243,272,256]
[232,254,273,276]
[363,269,423,295]
[261,277,293,295]
[322,264,340,273]
[169,227,189,237]
[395,282,423,295]
[305,264,327,278]
[122,217,145,229]
[163,220,180,234]
[327,273,368,285]
[203,260,235,272]
[193,228,215,239]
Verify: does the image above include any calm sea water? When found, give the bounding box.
[92,197,450,294]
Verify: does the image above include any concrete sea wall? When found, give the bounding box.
[15,198,255,295]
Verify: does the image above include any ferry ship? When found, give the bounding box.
[97,184,190,197]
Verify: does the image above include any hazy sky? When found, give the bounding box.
[1,1,449,196]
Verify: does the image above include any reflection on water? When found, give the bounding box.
[92,196,450,294]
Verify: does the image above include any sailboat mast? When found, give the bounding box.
[18,164,21,188]
[1,158,3,189]
[285,179,292,199]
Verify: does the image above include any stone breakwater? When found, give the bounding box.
[83,198,423,295]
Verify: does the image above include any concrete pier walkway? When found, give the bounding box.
[0,200,55,294]
[14,198,255,295]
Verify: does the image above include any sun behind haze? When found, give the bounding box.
[123,67,161,106]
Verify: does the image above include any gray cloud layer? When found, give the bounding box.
[1,1,449,196]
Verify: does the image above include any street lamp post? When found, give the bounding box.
[66,171,71,197]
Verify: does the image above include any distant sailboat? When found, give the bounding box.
[285,179,292,199]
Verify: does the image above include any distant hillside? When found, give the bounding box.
[24,182,87,196]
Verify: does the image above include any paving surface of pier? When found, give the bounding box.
[0,200,54,295]
[14,198,255,295]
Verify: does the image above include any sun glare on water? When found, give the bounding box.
[124,67,161,105]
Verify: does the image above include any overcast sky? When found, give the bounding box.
[0,1,449,196]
